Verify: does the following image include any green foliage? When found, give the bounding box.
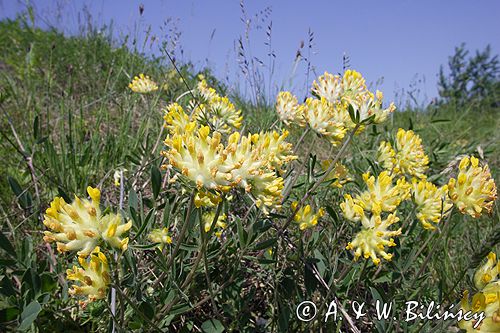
[438,43,500,107]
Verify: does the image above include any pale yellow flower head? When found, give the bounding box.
[346,213,401,266]
[193,79,243,134]
[475,253,500,290]
[197,79,218,101]
[251,130,297,172]
[355,171,410,216]
[66,246,110,306]
[349,90,396,124]
[342,70,367,99]
[128,73,158,93]
[275,91,306,126]
[321,160,352,188]
[163,103,191,135]
[163,125,232,191]
[448,156,497,218]
[311,71,344,104]
[163,124,293,214]
[248,171,285,214]
[148,228,172,250]
[291,202,325,231]
[43,187,132,257]
[303,97,349,146]
[378,128,429,179]
[411,179,453,230]
[340,194,364,222]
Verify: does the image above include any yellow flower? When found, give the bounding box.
[475,253,500,290]
[311,71,344,104]
[193,80,243,133]
[459,285,500,332]
[448,156,497,218]
[251,130,297,172]
[43,187,132,257]
[349,90,396,124]
[303,97,349,146]
[163,125,232,191]
[128,73,158,93]
[148,228,172,250]
[202,211,227,237]
[66,247,110,306]
[346,213,401,265]
[197,79,218,101]
[355,171,410,216]
[342,70,367,99]
[291,202,324,230]
[194,189,222,208]
[321,160,352,188]
[378,128,429,179]
[308,70,395,144]
[340,194,364,222]
[163,124,294,214]
[275,91,306,126]
[248,171,285,214]
[163,103,191,135]
[459,252,500,332]
[411,179,453,230]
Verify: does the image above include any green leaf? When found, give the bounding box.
[33,115,39,140]
[0,307,19,323]
[201,319,224,333]
[0,231,16,257]
[151,166,161,199]
[18,301,41,331]
[236,217,247,248]
[129,188,138,211]
[253,237,277,251]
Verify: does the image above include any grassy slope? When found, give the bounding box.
[1,18,499,331]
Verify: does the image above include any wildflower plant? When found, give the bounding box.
[4,43,497,332]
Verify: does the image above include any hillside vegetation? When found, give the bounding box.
[0,17,499,333]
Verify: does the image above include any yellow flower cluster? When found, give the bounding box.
[346,214,401,266]
[43,186,132,257]
[321,160,352,188]
[378,128,429,179]
[341,171,409,265]
[128,73,158,93]
[163,101,296,214]
[43,187,133,305]
[192,79,243,133]
[448,156,497,218]
[459,253,500,332]
[275,91,306,126]
[276,70,395,145]
[411,179,452,230]
[355,171,410,216]
[148,228,173,250]
[291,201,325,231]
[66,247,110,308]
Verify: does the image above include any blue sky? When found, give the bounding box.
[2,0,499,106]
